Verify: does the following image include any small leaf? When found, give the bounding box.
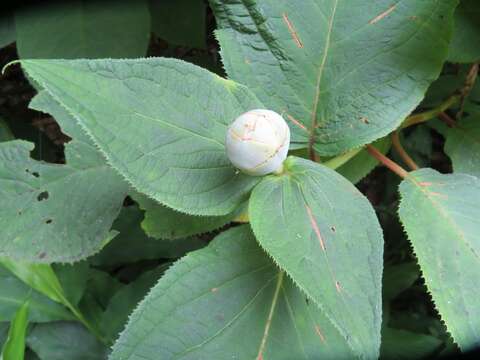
[15,0,150,59]
[249,156,383,358]
[133,192,238,239]
[19,58,263,215]
[101,266,164,341]
[1,300,29,360]
[110,226,354,359]
[150,0,206,48]
[1,259,67,306]
[380,327,442,360]
[444,117,480,177]
[211,0,457,155]
[27,322,107,360]
[0,266,72,323]
[54,262,90,306]
[398,168,480,351]
[0,117,14,142]
[89,205,207,267]
[447,0,480,63]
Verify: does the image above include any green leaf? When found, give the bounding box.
[1,300,29,360]
[150,0,206,48]
[27,322,107,360]
[15,0,150,59]
[249,156,383,358]
[0,266,72,323]
[0,118,14,142]
[54,262,90,306]
[398,168,480,351]
[382,262,419,302]
[0,259,67,305]
[89,205,207,267]
[0,12,15,49]
[336,138,391,184]
[133,192,239,239]
[447,0,480,63]
[19,58,263,216]
[101,267,164,341]
[211,0,457,155]
[111,225,354,359]
[380,327,442,360]
[0,140,127,263]
[79,270,124,310]
[444,117,480,177]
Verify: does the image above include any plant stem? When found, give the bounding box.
[438,112,456,128]
[391,131,419,171]
[366,145,409,179]
[64,299,109,345]
[401,95,460,129]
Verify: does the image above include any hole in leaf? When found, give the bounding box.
[45,219,53,224]
[330,226,336,233]
[37,191,49,201]
[38,252,47,259]
[25,169,40,177]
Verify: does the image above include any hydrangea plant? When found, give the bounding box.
[1,0,480,359]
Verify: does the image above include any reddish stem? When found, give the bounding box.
[366,145,409,179]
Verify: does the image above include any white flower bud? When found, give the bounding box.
[225,109,290,176]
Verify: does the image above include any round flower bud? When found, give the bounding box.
[225,109,290,176]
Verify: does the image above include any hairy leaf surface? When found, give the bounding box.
[398,169,480,351]
[20,58,263,216]
[211,0,457,155]
[249,156,383,358]
[111,226,354,360]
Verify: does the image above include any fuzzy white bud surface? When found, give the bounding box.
[225,109,290,176]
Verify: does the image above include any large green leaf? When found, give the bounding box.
[110,225,354,359]
[249,156,383,358]
[444,117,480,177]
[447,0,480,63]
[15,0,150,59]
[27,322,107,360]
[398,168,480,351]
[0,139,127,262]
[150,0,206,48]
[0,266,72,323]
[133,192,239,239]
[19,58,263,216]
[211,0,457,155]
[1,301,29,360]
